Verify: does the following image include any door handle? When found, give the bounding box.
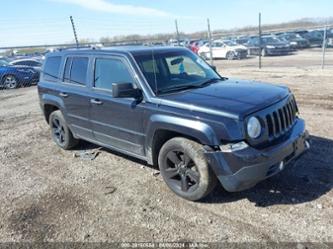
[59,92,68,98]
[90,98,103,105]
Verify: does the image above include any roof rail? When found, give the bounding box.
[57,44,102,51]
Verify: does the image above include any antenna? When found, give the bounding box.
[70,16,79,48]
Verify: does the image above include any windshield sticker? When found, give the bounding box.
[178,63,185,73]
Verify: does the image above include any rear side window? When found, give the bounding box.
[43,56,61,81]
[94,58,134,91]
[63,57,88,85]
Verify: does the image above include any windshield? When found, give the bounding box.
[223,40,238,46]
[134,50,222,95]
[0,59,9,66]
[262,37,281,44]
[286,34,298,39]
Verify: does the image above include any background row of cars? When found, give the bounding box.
[173,28,333,60]
[1,28,332,89]
[0,57,43,89]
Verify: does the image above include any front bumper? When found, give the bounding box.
[205,118,310,192]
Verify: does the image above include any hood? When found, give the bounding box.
[159,79,289,119]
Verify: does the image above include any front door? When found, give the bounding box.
[89,56,145,157]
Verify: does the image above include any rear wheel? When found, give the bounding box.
[158,137,217,201]
[49,110,78,150]
[3,75,18,89]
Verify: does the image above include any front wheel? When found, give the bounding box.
[158,137,217,201]
[226,51,236,60]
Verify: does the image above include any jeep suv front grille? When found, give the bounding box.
[265,96,298,139]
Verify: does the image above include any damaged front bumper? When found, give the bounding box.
[205,118,310,192]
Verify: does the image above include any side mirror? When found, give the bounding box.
[112,82,142,99]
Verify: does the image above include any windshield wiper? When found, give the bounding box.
[158,78,222,94]
[158,84,201,94]
[197,78,221,87]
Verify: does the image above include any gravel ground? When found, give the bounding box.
[0,49,332,243]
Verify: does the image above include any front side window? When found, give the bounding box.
[134,50,221,95]
[28,61,41,66]
[15,60,41,66]
[13,61,25,65]
[94,58,134,91]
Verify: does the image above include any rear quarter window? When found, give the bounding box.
[43,56,61,81]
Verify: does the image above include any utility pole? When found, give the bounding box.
[321,24,328,69]
[175,19,180,46]
[258,12,262,69]
[70,16,79,48]
[207,18,214,65]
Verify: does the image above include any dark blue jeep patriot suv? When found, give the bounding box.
[38,46,310,201]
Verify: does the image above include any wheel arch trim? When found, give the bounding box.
[145,114,220,164]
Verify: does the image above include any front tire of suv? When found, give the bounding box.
[158,137,217,201]
[49,110,78,150]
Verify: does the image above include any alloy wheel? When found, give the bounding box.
[51,118,66,146]
[4,75,17,89]
[164,150,200,193]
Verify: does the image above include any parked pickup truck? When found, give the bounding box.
[38,46,310,201]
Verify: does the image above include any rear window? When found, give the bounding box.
[63,57,89,85]
[43,56,61,81]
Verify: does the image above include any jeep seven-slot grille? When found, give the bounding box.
[265,97,298,139]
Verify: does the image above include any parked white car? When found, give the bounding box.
[198,40,248,60]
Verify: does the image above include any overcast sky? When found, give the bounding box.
[0,0,332,47]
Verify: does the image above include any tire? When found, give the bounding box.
[226,51,236,60]
[158,137,217,201]
[2,75,18,89]
[49,110,78,150]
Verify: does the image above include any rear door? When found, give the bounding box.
[89,55,145,157]
[59,55,94,140]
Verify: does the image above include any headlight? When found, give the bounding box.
[266,45,275,49]
[247,116,261,139]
